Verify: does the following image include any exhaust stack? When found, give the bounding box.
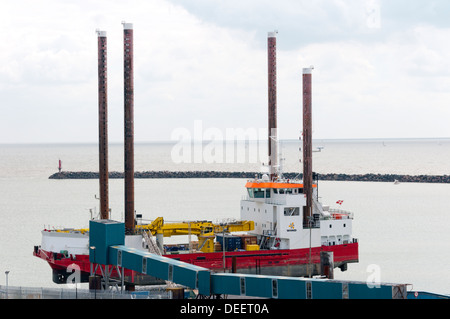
[267,31,278,180]
[97,30,109,220]
[123,22,135,234]
[302,67,313,226]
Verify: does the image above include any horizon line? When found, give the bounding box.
[1,136,450,146]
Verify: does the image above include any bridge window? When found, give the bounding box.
[284,207,299,216]
[254,188,265,198]
[248,188,271,198]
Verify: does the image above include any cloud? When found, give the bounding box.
[0,0,270,143]
[0,0,449,143]
[296,24,450,139]
[166,0,376,48]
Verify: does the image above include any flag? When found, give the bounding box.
[336,200,343,205]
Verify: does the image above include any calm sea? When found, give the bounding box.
[0,138,449,295]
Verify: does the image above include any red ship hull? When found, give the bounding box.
[33,242,358,285]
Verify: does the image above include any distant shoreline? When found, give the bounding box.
[3,136,450,146]
[49,171,450,184]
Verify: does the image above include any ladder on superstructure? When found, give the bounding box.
[142,231,177,288]
[142,230,162,255]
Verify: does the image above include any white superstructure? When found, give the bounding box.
[240,175,354,251]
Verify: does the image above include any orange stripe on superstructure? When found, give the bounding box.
[245,182,317,189]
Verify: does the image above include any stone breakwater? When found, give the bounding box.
[48,171,450,184]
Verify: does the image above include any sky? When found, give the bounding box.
[1,0,450,143]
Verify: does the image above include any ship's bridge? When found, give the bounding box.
[241,177,325,250]
[244,179,317,205]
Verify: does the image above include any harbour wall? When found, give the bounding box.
[49,171,450,184]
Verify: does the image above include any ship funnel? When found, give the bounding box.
[302,66,313,226]
[123,22,135,234]
[267,31,278,180]
[97,30,109,220]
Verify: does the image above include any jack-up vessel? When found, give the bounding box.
[33,27,358,285]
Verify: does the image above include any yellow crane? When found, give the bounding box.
[136,217,254,253]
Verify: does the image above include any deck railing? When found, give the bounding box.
[0,285,170,299]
